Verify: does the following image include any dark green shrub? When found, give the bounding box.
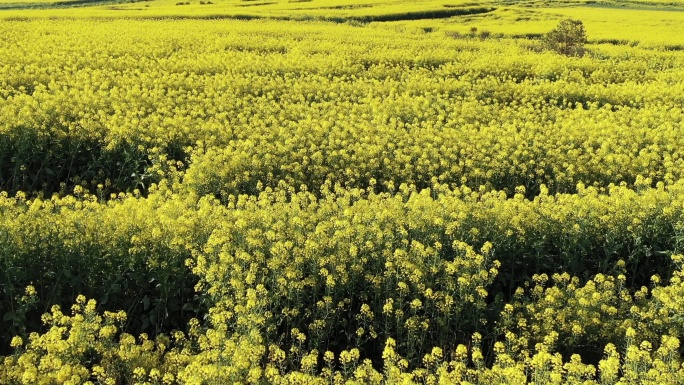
[544,19,587,57]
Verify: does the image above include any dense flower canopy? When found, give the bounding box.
[1,5,684,384]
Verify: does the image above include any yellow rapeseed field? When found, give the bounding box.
[2,1,684,384]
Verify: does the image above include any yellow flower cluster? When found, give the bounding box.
[0,294,180,385]
[7,289,684,385]
[3,184,684,383]
[1,19,683,198]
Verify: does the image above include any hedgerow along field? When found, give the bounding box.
[3,0,684,383]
